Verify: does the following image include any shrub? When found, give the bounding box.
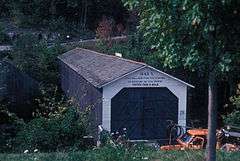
[231,93,240,108]
[224,110,240,126]
[223,94,240,126]
[0,104,24,152]
[14,107,88,152]
[33,85,67,118]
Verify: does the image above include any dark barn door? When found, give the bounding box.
[111,87,178,142]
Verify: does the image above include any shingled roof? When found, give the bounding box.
[58,48,146,88]
[58,48,194,88]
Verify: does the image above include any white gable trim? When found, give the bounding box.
[146,66,195,88]
[100,66,194,88]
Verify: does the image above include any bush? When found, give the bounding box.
[224,110,240,126]
[14,107,88,152]
[223,94,240,126]
[0,104,25,152]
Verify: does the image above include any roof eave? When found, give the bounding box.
[99,65,195,88]
[98,65,147,88]
[146,66,195,88]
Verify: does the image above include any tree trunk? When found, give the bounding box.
[83,0,88,30]
[205,71,218,161]
[50,0,56,18]
[205,24,218,161]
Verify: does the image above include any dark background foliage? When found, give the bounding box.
[0,0,128,30]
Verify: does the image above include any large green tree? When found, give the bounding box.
[123,0,240,161]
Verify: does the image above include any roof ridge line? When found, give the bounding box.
[76,47,146,66]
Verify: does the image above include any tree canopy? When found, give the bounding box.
[123,0,240,161]
[124,0,240,74]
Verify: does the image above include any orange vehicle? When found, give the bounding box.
[161,127,240,151]
[161,129,208,150]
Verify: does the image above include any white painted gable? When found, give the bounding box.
[102,66,190,132]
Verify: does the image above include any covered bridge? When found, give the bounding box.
[58,48,194,142]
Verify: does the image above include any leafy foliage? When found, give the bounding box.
[224,110,240,127]
[96,34,148,62]
[0,104,25,152]
[123,0,240,75]
[230,93,240,108]
[0,83,90,153]
[14,107,88,152]
[11,34,65,84]
[224,93,240,126]
[122,1,240,160]
[33,85,68,118]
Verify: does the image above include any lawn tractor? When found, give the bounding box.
[161,126,240,151]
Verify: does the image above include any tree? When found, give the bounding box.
[123,0,240,160]
[11,34,64,84]
[0,0,12,17]
[10,0,128,31]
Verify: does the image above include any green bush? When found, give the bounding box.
[14,107,88,152]
[224,110,240,126]
[224,94,240,126]
[33,85,68,118]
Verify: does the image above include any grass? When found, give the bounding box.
[0,147,240,161]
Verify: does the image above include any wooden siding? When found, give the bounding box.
[59,61,102,137]
[0,61,39,117]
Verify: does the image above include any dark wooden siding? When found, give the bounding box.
[0,61,39,118]
[59,61,102,137]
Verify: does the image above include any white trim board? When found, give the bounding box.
[100,66,194,88]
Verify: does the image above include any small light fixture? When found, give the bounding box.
[115,52,122,57]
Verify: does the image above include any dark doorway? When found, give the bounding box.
[111,87,178,142]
